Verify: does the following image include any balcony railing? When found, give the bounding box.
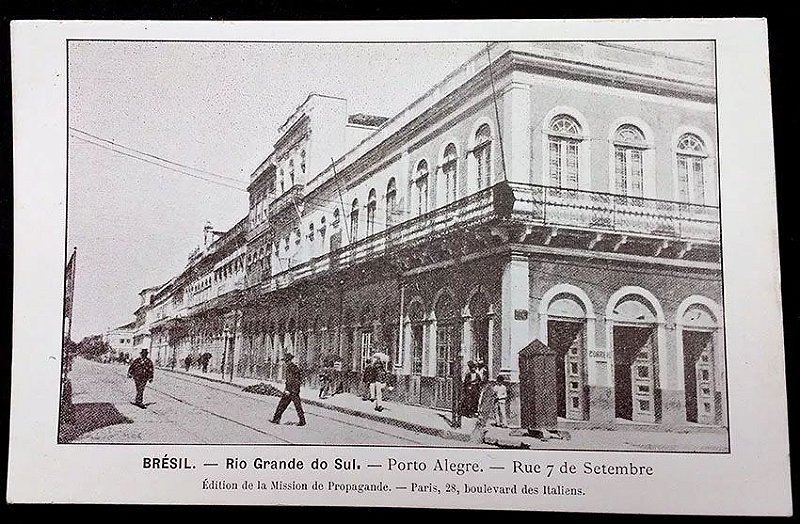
[269,184,304,216]
[263,182,720,292]
[508,183,720,242]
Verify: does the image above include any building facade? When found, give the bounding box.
[104,322,135,362]
[131,42,725,430]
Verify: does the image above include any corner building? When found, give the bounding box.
[149,42,727,430]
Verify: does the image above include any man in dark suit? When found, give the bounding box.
[270,353,306,426]
[127,348,154,408]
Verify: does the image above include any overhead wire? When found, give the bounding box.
[69,131,248,192]
[69,126,247,186]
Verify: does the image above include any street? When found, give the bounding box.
[61,357,476,446]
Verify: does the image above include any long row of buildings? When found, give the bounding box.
[111,41,727,429]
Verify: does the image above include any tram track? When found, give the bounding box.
[109,365,429,445]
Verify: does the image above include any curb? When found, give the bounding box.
[160,367,474,443]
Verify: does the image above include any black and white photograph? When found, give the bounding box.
[7,19,791,513]
[59,39,728,451]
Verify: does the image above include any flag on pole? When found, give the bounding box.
[63,247,76,341]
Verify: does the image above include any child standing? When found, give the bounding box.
[492,375,508,427]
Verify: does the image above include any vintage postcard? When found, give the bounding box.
[7,19,791,514]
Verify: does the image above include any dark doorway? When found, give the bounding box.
[683,330,716,424]
[472,318,490,366]
[613,326,656,422]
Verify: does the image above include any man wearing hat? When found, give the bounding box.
[270,352,306,426]
[127,348,154,408]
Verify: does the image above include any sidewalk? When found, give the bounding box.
[159,366,478,442]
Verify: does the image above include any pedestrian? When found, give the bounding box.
[492,374,508,428]
[270,353,306,426]
[370,356,387,412]
[332,358,344,395]
[318,365,331,399]
[127,348,154,408]
[362,358,377,401]
[460,360,482,417]
[184,354,193,371]
[476,358,488,383]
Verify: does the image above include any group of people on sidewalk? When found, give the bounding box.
[460,359,508,428]
[127,347,508,429]
[181,352,212,373]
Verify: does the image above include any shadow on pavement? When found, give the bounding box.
[58,402,133,443]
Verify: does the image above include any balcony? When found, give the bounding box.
[262,182,721,292]
[269,184,304,217]
[508,183,720,243]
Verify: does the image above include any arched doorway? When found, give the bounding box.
[607,292,663,423]
[545,294,589,421]
[433,291,459,409]
[679,301,720,424]
[405,299,425,405]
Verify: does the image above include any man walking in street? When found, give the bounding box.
[128,348,154,408]
[270,353,306,426]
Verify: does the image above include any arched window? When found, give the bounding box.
[366,189,377,236]
[332,208,340,227]
[415,160,429,215]
[350,198,360,241]
[279,168,285,193]
[385,178,397,226]
[614,125,646,197]
[442,143,458,203]
[548,115,582,189]
[474,124,492,189]
[300,149,306,175]
[676,133,708,204]
[288,159,295,186]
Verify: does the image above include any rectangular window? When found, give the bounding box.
[615,148,627,194]
[565,142,579,189]
[411,325,424,375]
[692,157,705,204]
[436,324,455,377]
[677,155,690,202]
[638,365,649,378]
[476,146,491,189]
[360,331,373,371]
[386,194,396,226]
[549,140,561,186]
[630,149,643,197]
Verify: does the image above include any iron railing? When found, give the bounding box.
[263,182,720,292]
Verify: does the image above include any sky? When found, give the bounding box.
[66,40,713,340]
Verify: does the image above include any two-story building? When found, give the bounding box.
[132,41,725,431]
[147,220,247,375]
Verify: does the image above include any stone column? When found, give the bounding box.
[461,314,472,372]
[500,253,530,427]
[657,322,683,427]
[589,316,615,425]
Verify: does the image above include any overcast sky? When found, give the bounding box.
[66,40,713,340]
